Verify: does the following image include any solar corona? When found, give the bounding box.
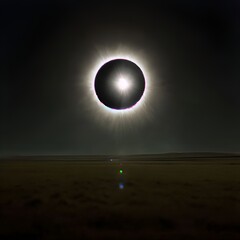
[94,59,146,110]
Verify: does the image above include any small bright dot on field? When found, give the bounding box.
[120,169,123,174]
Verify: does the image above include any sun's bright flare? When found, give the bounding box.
[116,77,131,92]
[88,51,150,115]
[78,45,160,128]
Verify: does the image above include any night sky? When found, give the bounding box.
[1,0,240,155]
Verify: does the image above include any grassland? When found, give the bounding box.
[0,156,240,240]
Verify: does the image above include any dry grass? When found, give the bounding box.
[0,158,240,240]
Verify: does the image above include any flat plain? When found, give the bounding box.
[0,155,240,240]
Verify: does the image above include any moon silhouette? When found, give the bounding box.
[94,59,145,110]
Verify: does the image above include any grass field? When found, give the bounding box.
[0,157,240,240]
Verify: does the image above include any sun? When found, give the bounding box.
[90,54,149,114]
[94,59,146,110]
[79,45,157,128]
[116,77,131,92]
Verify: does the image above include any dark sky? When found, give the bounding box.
[1,0,240,155]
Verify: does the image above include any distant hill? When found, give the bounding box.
[0,152,240,161]
[113,152,240,161]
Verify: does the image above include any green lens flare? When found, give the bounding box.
[120,169,123,174]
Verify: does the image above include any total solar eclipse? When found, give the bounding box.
[94,59,145,110]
